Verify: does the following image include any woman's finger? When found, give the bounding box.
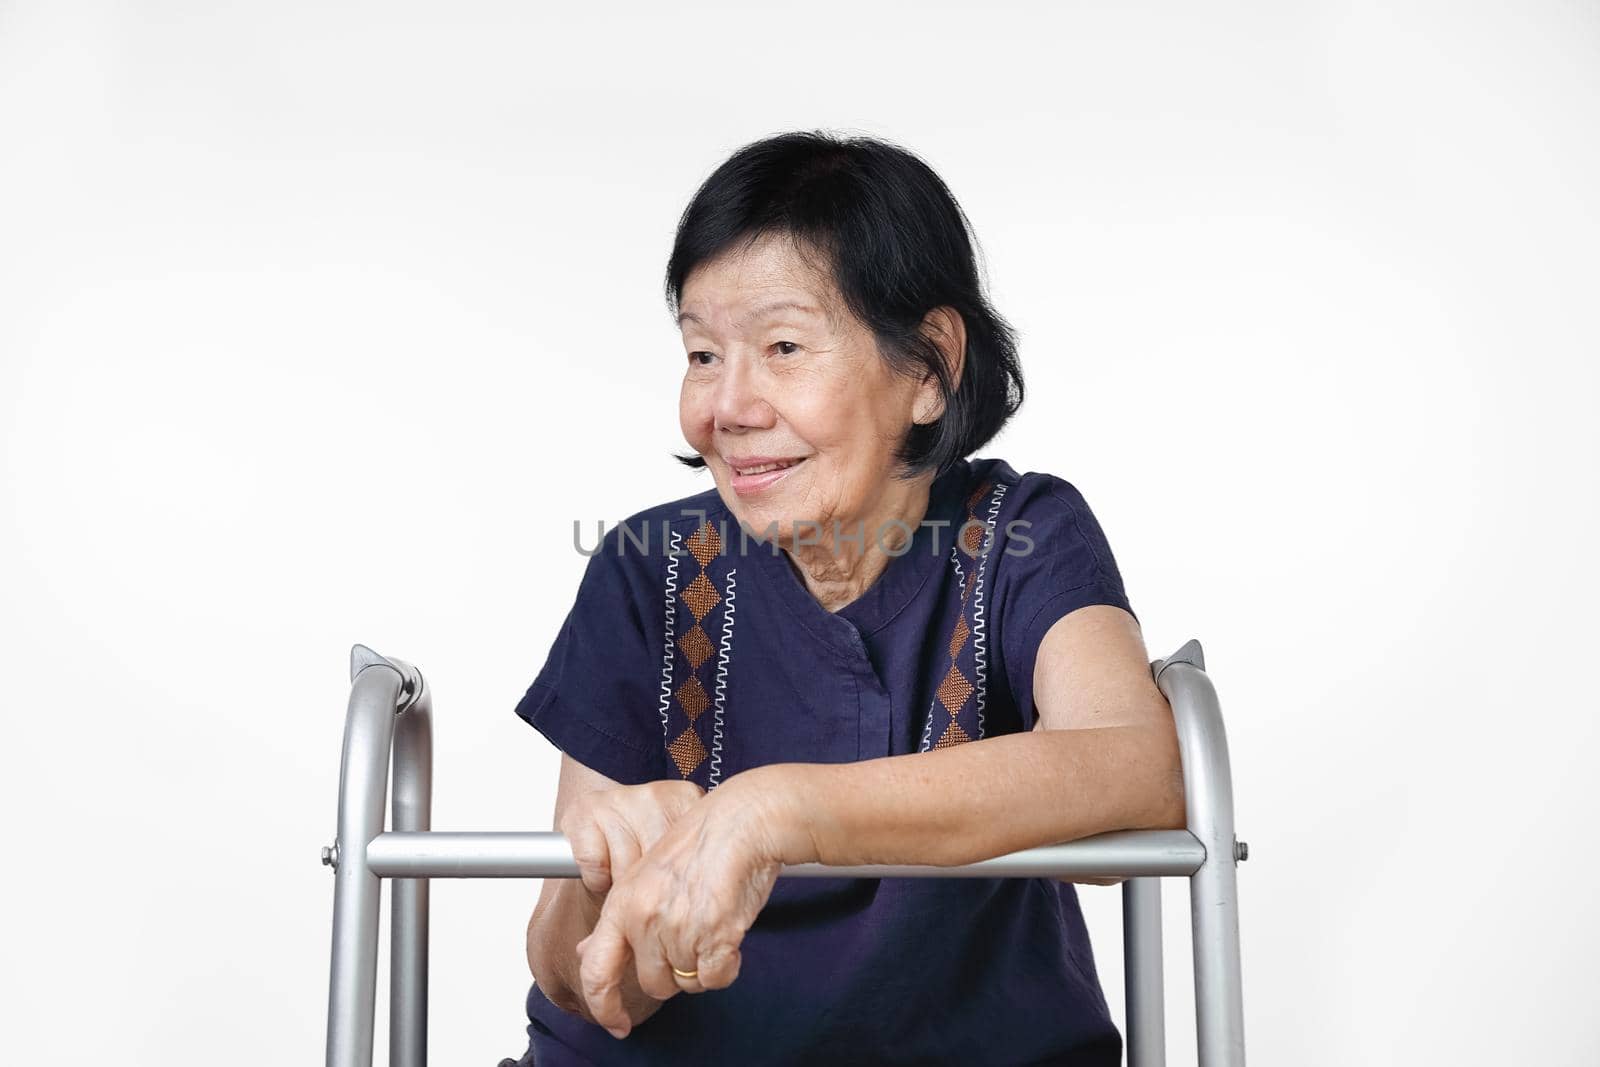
[576,908,634,1039]
[692,939,743,991]
[659,927,705,995]
[562,819,614,896]
[597,817,643,885]
[626,926,695,1000]
[653,883,711,995]
[620,883,683,1002]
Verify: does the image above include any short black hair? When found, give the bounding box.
[664,130,1024,480]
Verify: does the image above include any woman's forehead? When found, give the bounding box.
[679,237,841,328]
[677,295,827,332]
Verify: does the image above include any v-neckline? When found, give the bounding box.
[735,459,972,649]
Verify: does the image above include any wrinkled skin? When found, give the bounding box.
[573,772,804,1039]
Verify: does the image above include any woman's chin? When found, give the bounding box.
[726,504,782,539]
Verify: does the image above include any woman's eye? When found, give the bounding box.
[773,341,799,355]
[688,351,716,366]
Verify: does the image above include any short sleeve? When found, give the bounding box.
[513,531,668,786]
[993,474,1137,731]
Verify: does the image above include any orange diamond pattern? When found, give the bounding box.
[668,726,708,776]
[686,522,722,567]
[681,572,720,621]
[937,663,974,713]
[922,478,1006,753]
[678,624,714,670]
[665,519,729,782]
[676,675,710,720]
[935,719,972,749]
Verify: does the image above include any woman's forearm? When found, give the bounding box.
[527,879,601,1015]
[748,724,1185,870]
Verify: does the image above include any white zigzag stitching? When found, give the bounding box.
[970,483,1008,741]
[657,528,682,756]
[708,568,737,789]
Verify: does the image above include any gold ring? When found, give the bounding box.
[671,965,698,979]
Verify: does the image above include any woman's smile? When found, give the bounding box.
[725,454,807,496]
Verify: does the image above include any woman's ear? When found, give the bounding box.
[912,306,967,425]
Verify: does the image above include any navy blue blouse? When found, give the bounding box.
[511,456,1136,1066]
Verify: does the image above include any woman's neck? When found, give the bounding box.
[783,474,934,613]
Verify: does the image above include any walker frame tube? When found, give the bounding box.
[323,639,1246,1066]
[1123,876,1166,1067]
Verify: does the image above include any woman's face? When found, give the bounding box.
[677,233,939,548]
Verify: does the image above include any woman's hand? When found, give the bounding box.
[534,777,707,1029]
[560,779,707,907]
[573,770,807,1039]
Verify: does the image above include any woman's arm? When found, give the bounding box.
[527,875,608,1017]
[749,605,1186,870]
[571,605,1186,1037]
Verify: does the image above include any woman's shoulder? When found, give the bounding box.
[963,458,1134,728]
[963,454,1126,598]
[966,454,1087,495]
[963,456,1101,531]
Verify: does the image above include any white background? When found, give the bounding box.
[2,2,1597,1063]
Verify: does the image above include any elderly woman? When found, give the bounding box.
[504,131,1185,1066]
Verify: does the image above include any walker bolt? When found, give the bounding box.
[322,843,339,870]
[1234,840,1249,862]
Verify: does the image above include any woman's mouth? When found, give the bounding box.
[728,456,806,495]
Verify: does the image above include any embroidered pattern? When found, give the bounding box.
[709,568,736,787]
[656,528,682,756]
[919,478,1011,753]
[656,472,1009,780]
[659,518,734,789]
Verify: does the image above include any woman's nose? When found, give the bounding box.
[712,355,776,432]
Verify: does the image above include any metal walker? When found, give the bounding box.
[322,638,1247,1065]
